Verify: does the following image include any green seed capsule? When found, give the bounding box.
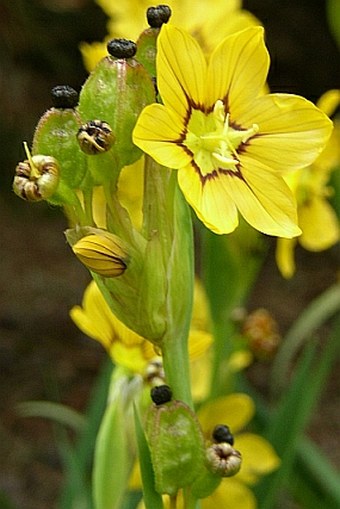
[78,41,155,179]
[145,397,206,496]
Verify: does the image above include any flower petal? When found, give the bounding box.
[236,432,281,484]
[133,103,190,168]
[157,24,207,117]
[201,478,257,509]
[177,166,239,234]
[275,237,297,279]
[197,393,255,435]
[241,94,333,172]
[299,196,340,251]
[70,281,115,349]
[231,156,302,237]
[206,26,269,114]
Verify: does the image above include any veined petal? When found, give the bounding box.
[241,94,333,172]
[157,24,207,117]
[133,104,191,168]
[201,479,256,509]
[299,197,340,251]
[197,393,255,434]
[229,156,301,237]
[206,26,269,114]
[236,433,280,484]
[178,166,239,234]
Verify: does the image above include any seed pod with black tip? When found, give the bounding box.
[135,6,172,78]
[78,39,155,179]
[32,86,87,204]
[77,120,115,155]
[145,398,206,495]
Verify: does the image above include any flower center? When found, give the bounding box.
[184,100,259,176]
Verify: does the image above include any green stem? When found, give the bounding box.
[162,330,193,408]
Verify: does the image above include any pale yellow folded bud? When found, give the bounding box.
[72,233,128,277]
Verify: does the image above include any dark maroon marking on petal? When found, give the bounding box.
[189,158,246,187]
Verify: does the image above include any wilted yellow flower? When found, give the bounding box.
[72,232,128,277]
[276,89,340,278]
[81,0,260,72]
[133,25,332,237]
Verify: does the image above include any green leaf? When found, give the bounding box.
[255,314,340,509]
[270,283,340,395]
[92,375,134,509]
[16,400,86,432]
[58,359,113,509]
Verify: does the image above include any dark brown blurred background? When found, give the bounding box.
[0,1,339,508]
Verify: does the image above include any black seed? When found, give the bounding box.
[107,39,137,58]
[212,424,234,445]
[147,5,172,28]
[51,85,78,109]
[151,384,172,405]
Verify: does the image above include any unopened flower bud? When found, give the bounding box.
[206,443,242,477]
[13,142,59,201]
[72,233,128,277]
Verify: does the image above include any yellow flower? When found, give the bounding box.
[70,280,155,372]
[276,90,340,278]
[81,0,260,72]
[70,279,213,373]
[133,25,332,237]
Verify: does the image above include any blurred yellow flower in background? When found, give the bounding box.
[276,89,340,278]
[81,0,260,72]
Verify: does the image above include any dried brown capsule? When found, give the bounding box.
[77,120,115,155]
[206,442,242,477]
[13,143,59,201]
